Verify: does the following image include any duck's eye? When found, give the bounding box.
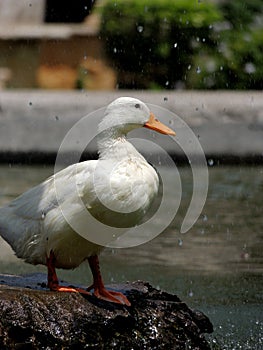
[135,103,141,109]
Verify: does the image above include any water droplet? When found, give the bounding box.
[196,66,201,74]
[137,25,144,33]
[244,62,256,74]
[83,55,87,60]
[209,24,213,29]
[202,38,206,42]
[208,158,214,166]
[165,81,169,86]
[189,290,194,297]
[242,252,249,260]
[178,238,183,246]
[164,96,168,101]
[113,47,117,53]
[202,214,208,222]
[41,211,46,220]
[220,66,224,71]
[196,37,200,42]
[173,43,178,48]
[187,64,191,70]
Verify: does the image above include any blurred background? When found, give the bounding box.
[0,1,263,349]
[0,0,262,90]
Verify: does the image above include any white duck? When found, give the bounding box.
[0,97,175,306]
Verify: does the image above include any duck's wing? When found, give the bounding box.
[0,160,97,251]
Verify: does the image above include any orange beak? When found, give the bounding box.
[144,112,176,136]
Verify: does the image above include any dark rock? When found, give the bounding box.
[0,274,213,349]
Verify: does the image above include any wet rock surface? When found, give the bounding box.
[0,273,213,349]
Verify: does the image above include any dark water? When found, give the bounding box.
[0,164,262,349]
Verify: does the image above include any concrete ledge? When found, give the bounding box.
[0,23,98,40]
[0,90,262,164]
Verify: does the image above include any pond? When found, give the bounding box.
[0,164,262,349]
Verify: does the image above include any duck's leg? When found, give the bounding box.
[46,251,90,294]
[88,255,131,306]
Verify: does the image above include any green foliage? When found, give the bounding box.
[100,0,263,89]
[100,0,221,89]
[189,0,263,89]
[219,0,263,29]
[189,28,263,89]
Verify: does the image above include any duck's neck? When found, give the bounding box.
[98,129,140,161]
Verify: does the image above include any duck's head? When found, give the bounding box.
[99,97,175,136]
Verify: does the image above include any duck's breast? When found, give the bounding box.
[85,157,159,227]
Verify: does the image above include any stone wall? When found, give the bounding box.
[0,91,262,163]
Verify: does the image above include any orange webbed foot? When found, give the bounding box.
[47,251,90,295]
[50,284,91,295]
[88,255,131,306]
[93,286,131,306]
